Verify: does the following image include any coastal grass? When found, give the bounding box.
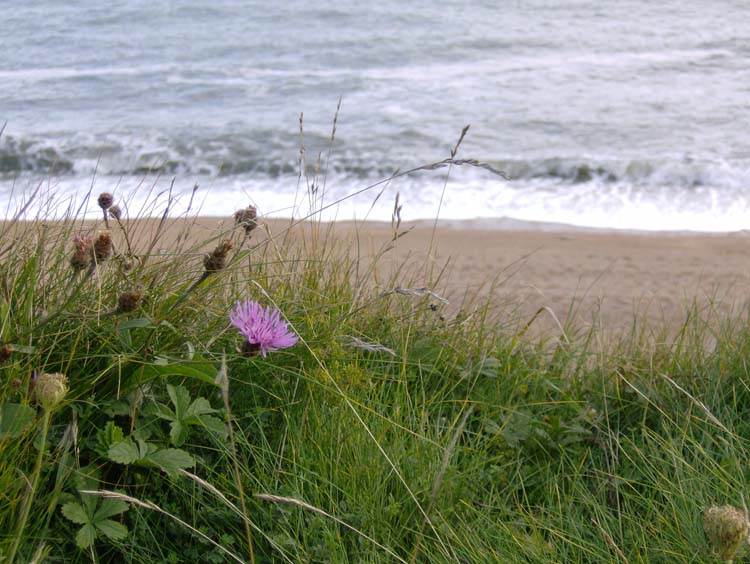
[1,187,750,563]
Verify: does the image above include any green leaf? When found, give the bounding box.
[61,501,89,525]
[167,384,191,418]
[93,498,128,521]
[0,402,35,439]
[108,439,140,465]
[185,396,216,418]
[119,317,154,330]
[502,412,533,448]
[76,524,97,548]
[145,448,195,476]
[150,401,176,421]
[197,415,227,436]
[96,421,125,457]
[135,362,218,388]
[169,421,188,447]
[95,519,128,541]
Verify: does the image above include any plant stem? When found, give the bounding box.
[8,411,50,563]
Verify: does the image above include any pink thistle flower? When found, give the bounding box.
[229,300,298,357]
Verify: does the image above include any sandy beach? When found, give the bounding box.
[320,220,750,332]
[124,216,750,334]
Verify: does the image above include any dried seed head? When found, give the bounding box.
[703,505,748,560]
[203,239,233,273]
[97,192,114,210]
[108,204,122,220]
[234,206,258,235]
[35,372,68,411]
[70,234,93,271]
[118,288,143,313]
[92,232,113,262]
[0,344,12,363]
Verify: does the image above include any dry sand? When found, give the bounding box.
[12,215,750,333]
[169,217,750,333]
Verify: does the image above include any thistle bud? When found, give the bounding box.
[0,344,12,363]
[97,192,114,210]
[108,205,122,220]
[703,505,748,560]
[234,206,258,235]
[92,232,113,262]
[203,239,233,273]
[70,234,93,271]
[118,288,143,313]
[35,372,68,411]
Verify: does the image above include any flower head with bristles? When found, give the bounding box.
[234,205,258,235]
[35,372,68,412]
[704,505,749,560]
[70,233,93,271]
[97,192,114,210]
[229,300,298,358]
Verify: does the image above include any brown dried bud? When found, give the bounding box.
[118,289,143,313]
[70,234,93,271]
[108,205,122,220]
[203,239,233,273]
[0,344,12,363]
[92,232,113,262]
[35,372,68,411]
[704,505,749,560]
[234,206,258,235]
[97,192,114,210]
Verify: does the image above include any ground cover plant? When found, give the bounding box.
[3,153,750,563]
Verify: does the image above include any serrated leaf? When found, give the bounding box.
[61,502,89,525]
[169,421,188,447]
[96,421,125,456]
[108,439,140,464]
[197,415,227,436]
[0,402,35,439]
[93,498,128,522]
[76,524,97,548]
[184,396,216,418]
[149,401,176,421]
[136,439,158,458]
[145,448,195,476]
[95,519,128,541]
[167,384,190,418]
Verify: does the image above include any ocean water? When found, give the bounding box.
[2,0,750,231]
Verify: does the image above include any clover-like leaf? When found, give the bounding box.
[108,439,140,465]
[95,519,128,542]
[61,501,89,525]
[93,498,128,522]
[75,524,97,549]
[145,448,195,476]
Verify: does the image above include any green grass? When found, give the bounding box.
[2,182,750,563]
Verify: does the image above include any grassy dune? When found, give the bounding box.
[2,184,750,563]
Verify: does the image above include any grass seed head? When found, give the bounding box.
[35,372,68,412]
[108,204,122,220]
[97,192,114,210]
[703,505,748,560]
[203,239,233,272]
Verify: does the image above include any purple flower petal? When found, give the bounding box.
[230,299,298,357]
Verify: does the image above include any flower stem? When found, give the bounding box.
[8,411,50,563]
